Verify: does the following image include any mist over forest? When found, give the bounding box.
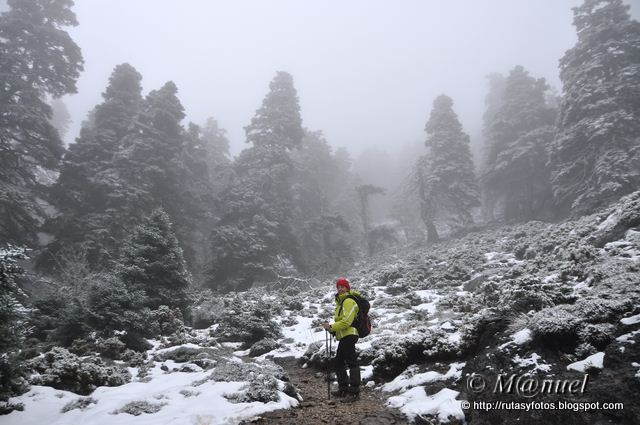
[1,1,640,424]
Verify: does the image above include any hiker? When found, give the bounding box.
[321,277,361,400]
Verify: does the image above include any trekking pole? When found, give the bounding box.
[325,329,330,400]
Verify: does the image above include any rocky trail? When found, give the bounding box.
[240,357,411,425]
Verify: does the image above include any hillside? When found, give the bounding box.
[3,191,639,424]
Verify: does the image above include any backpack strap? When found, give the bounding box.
[338,295,357,315]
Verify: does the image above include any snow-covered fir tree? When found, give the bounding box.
[208,72,303,291]
[118,209,191,317]
[0,246,29,400]
[290,130,356,273]
[116,81,204,268]
[40,64,143,271]
[0,0,83,245]
[550,0,640,215]
[482,66,557,221]
[412,95,480,242]
[180,122,228,280]
[245,71,305,150]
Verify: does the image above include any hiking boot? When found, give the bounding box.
[331,388,348,397]
[340,392,360,403]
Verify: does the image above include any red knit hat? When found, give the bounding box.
[336,277,350,290]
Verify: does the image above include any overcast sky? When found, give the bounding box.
[60,0,638,157]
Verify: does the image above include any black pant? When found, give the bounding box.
[334,335,361,393]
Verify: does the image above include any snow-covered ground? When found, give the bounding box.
[5,339,298,425]
[6,191,640,424]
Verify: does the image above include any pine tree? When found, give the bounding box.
[201,117,231,169]
[550,0,640,215]
[180,122,227,279]
[0,246,29,402]
[245,71,304,149]
[415,95,480,242]
[290,131,355,273]
[208,72,303,291]
[40,64,143,271]
[118,209,191,316]
[482,66,556,221]
[0,0,83,245]
[116,81,201,266]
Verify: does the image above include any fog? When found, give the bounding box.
[62,0,636,158]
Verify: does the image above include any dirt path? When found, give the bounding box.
[240,357,412,425]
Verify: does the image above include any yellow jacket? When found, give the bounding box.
[331,291,360,340]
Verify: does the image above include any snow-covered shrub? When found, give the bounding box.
[210,361,261,382]
[26,347,131,395]
[367,319,476,378]
[226,374,280,403]
[368,339,410,378]
[568,245,600,265]
[425,262,473,289]
[495,276,571,313]
[530,305,581,345]
[374,265,404,286]
[114,400,166,415]
[282,295,304,311]
[147,305,185,336]
[249,338,280,357]
[67,338,97,356]
[575,343,597,359]
[375,295,412,309]
[121,349,147,367]
[210,359,286,382]
[281,316,299,327]
[60,397,97,413]
[179,389,200,397]
[571,297,634,323]
[506,313,533,336]
[95,337,126,360]
[578,324,615,348]
[213,299,282,347]
[153,347,220,369]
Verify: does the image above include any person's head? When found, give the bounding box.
[336,277,350,294]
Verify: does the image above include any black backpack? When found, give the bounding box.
[339,294,372,338]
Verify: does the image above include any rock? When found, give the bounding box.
[249,338,281,357]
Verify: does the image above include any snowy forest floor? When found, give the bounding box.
[239,357,410,425]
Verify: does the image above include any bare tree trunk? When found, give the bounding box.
[417,166,440,243]
[425,220,440,243]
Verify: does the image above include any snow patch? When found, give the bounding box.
[382,363,465,392]
[616,330,640,344]
[387,387,464,423]
[512,328,532,345]
[513,353,551,373]
[567,352,605,372]
[362,365,374,380]
[621,314,640,326]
